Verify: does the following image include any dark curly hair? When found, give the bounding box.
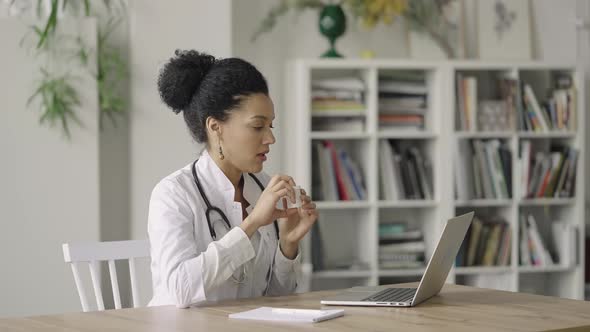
[157,50,269,143]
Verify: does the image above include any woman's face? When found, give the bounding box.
[218,93,276,173]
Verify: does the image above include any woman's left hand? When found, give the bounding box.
[278,189,318,259]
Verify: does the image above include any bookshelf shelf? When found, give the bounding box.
[377,131,437,139]
[518,265,575,273]
[378,200,438,208]
[378,268,425,277]
[315,201,371,210]
[454,266,513,275]
[286,59,585,300]
[310,131,370,140]
[517,131,577,139]
[519,198,576,206]
[312,270,373,278]
[454,199,513,207]
[455,131,513,139]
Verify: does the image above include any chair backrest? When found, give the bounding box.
[62,240,150,312]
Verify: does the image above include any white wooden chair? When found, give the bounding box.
[62,240,150,312]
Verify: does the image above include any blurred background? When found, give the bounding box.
[1,0,589,318]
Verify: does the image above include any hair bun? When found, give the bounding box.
[157,50,216,113]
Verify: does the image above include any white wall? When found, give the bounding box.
[0,18,100,317]
[128,0,232,305]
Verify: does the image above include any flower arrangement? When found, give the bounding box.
[252,0,462,59]
[345,0,407,29]
[251,0,408,42]
[252,0,407,57]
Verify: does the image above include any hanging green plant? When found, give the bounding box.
[27,69,81,138]
[10,0,127,138]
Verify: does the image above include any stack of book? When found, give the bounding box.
[311,140,367,201]
[379,140,433,200]
[311,77,365,113]
[455,216,511,267]
[520,141,578,199]
[311,77,366,132]
[378,73,427,130]
[379,222,425,269]
[454,139,512,201]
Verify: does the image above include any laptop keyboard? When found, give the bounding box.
[362,288,417,303]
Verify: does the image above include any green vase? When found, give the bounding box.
[319,4,346,58]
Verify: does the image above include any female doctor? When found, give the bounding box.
[148,50,318,308]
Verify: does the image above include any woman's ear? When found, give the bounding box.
[206,116,222,136]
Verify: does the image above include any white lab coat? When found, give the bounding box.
[148,150,300,308]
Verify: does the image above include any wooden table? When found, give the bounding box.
[2,283,590,331]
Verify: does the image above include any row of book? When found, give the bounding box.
[379,140,433,200]
[311,140,367,201]
[456,74,577,132]
[454,139,512,201]
[520,141,578,199]
[518,75,576,132]
[519,214,576,267]
[378,72,427,130]
[379,222,425,269]
[456,216,511,267]
[311,77,365,116]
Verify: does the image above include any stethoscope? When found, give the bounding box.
[191,159,280,285]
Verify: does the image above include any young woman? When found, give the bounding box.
[148,50,318,308]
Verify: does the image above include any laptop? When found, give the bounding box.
[321,211,474,307]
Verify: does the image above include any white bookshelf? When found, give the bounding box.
[284,59,585,299]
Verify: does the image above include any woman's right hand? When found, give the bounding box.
[241,175,298,236]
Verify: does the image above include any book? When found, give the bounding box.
[379,140,399,200]
[312,77,365,91]
[229,307,344,323]
[378,80,428,95]
[408,147,433,200]
[526,214,554,266]
[466,217,483,266]
[552,221,575,267]
[455,139,474,200]
[324,141,349,200]
[524,85,549,131]
[519,214,531,266]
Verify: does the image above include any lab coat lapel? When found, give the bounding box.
[243,174,260,216]
[197,150,237,225]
